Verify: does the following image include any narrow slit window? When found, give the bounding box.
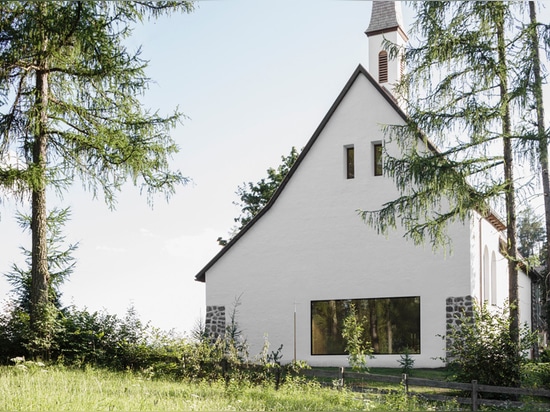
[378,51,388,83]
[346,146,355,179]
[374,143,383,176]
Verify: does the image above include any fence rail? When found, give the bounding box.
[300,367,550,411]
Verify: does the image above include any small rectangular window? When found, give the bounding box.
[346,146,355,179]
[374,143,383,176]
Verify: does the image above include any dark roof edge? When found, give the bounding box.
[195,64,394,282]
[365,26,409,42]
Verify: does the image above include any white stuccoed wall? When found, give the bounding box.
[204,70,491,368]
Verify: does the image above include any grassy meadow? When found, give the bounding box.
[0,364,369,411]
[5,362,550,411]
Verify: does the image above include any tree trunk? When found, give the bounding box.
[29,21,51,356]
[529,1,550,332]
[496,3,520,357]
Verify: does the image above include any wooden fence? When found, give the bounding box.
[300,367,550,411]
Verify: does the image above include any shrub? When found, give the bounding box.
[522,362,550,389]
[341,303,373,371]
[445,301,537,388]
[540,347,550,363]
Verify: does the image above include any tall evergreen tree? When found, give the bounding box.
[359,2,549,374]
[523,1,550,284]
[0,1,193,353]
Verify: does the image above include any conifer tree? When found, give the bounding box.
[0,1,193,351]
[5,208,77,358]
[360,2,549,366]
[525,1,550,282]
[233,147,300,230]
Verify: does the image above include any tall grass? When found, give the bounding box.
[0,364,367,411]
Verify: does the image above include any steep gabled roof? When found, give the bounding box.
[195,65,397,282]
[194,64,507,283]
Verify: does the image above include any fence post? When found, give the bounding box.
[338,367,345,389]
[402,373,409,394]
[471,380,478,411]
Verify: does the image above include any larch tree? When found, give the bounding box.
[0,1,193,356]
[523,1,550,286]
[359,1,549,374]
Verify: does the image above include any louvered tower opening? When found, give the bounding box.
[378,51,388,83]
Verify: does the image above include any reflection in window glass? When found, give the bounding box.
[311,297,420,355]
[346,146,355,179]
[374,143,383,176]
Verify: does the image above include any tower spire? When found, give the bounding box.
[365,1,408,88]
[365,1,407,40]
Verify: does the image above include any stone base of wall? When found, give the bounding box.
[205,305,226,340]
[445,295,474,361]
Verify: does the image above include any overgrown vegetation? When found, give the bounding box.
[0,285,308,390]
[445,301,538,388]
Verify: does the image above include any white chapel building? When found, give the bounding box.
[195,1,538,368]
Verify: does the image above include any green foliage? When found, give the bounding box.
[54,304,186,377]
[0,1,193,346]
[6,208,77,313]
[230,147,300,234]
[0,293,308,386]
[359,1,546,252]
[0,302,31,363]
[522,362,550,389]
[540,347,550,363]
[341,303,373,371]
[0,1,194,205]
[2,208,77,360]
[398,348,415,375]
[445,301,537,387]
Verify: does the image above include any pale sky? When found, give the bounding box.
[0,1,548,335]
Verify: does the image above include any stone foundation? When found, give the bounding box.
[445,295,474,360]
[205,305,226,340]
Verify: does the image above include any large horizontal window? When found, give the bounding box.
[311,297,420,355]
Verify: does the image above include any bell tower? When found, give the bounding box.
[365,1,408,89]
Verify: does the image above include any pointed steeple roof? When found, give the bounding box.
[365,1,407,40]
